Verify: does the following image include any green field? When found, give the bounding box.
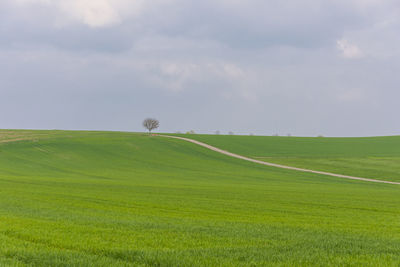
[0,130,399,266]
[181,134,400,183]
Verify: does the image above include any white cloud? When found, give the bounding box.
[159,62,201,92]
[133,59,252,98]
[222,64,244,79]
[15,0,51,3]
[13,0,147,28]
[58,0,121,27]
[337,39,364,59]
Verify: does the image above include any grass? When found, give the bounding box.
[180,134,400,183]
[0,130,399,266]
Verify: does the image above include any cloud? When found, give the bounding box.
[1,0,400,136]
[137,59,248,95]
[13,0,147,28]
[58,0,121,27]
[337,39,364,58]
[336,88,365,102]
[15,0,51,3]
[6,0,376,48]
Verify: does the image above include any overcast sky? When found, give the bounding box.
[1,0,399,136]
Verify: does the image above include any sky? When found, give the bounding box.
[1,0,400,136]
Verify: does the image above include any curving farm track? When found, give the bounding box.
[159,135,400,185]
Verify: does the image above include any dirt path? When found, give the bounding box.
[159,135,400,185]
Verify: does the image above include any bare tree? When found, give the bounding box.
[143,118,159,135]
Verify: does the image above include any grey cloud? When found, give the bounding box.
[0,0,382,52]
[0,0,400,136]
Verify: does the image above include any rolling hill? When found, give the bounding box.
[0,130,399,266]
[181,134,400,183]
